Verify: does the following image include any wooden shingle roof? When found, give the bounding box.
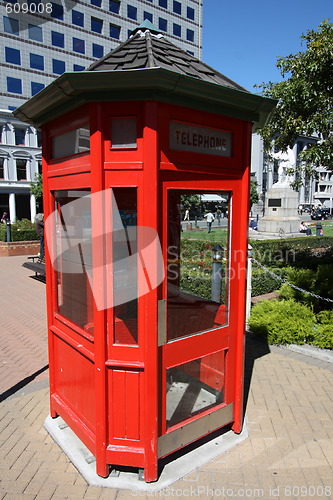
[87,22,247,92]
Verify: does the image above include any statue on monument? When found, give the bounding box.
[271,147,295,188]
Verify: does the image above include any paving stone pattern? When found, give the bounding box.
[0,256,333,499]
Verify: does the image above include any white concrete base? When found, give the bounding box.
[44,415,248,492]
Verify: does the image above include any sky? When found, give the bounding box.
[202,0,332,93]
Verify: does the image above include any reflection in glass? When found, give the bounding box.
[166,350,225,428]
[51,124,90,159]
[167,191,229,342]
[112,188,138,345]
[55,190,93,333]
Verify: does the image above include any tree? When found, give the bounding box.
[250,179,259,208]
[256,20,333,183]
[30,173,43,200]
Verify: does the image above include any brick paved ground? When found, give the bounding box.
[0,256,333,499]
[0,256,48,399]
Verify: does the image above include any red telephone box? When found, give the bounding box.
[15,23,275,482]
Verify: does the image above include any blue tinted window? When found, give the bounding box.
[173,0,181,14]
[186,29,194,42]
[173,23,181,37]
[127,5,137,20]
[5,47,21,65]
[159,0,167,8]
[93,43,103,58]
[30,53,44,70]
[143,11,152,22]
[51,31,64,48]
[72,10,84,27]
[109,0,119,13]
[74,64,85,71]
[28,24,43,41]
[91,0,101,6]
[51,3,63,20]
[110,24,120,39]
[187,6,194,20]
[31,82,45,96]
[73,37,85,54]
[7,77,22,94]
[3,16,19,35]
[52,59,65,74]
[91,17,103,33]
[159,18,167,32]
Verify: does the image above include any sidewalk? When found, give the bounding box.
[1,256,333,499]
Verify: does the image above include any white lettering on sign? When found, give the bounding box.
[169,121,232,157]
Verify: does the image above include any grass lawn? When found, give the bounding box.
[181,227,228,244]
[307,220,333,237]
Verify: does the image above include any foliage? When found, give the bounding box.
[30,173,43,200]
[250,236,333,268]
[251,267,284,297]
[249,299,317,345]
[250,179,259,208]
[0,219,38,242]
[279,265,333,312]
[256,20,333,180]
[180,194,200,210]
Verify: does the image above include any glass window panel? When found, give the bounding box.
[52,59,65,74]
[0,159,4,179]
[173,0,181,15]
[173,23,181,37]
[51,2,63,19]
[187,29,194,42]
[109,0,119,13]
[110,23,120,39]
[159,0,167,8]
[127,4,137,20]
[112,188,138,345]
[28,24,43,41]
[51,31,64,48]
[91,17,103,33]
[16,159,27,180]
[73,37,85,54]
[30,53,44,70]
[72,10,84,27]
[159,17,167,32]
[31,82,44,96]
[74,64,85,71]
[187,6,194,20]
[143,11,152,22]
[167,190,230,342]
[5,47,21,65]
[15,128,25,145]
[55,190,93,333]
[166,350,226,428]
[3,16,19,35]
[51,124,90,159]
[7,77,22,94]
[93,43,103,58]
[111,117,136,148]
[91,0,101,6]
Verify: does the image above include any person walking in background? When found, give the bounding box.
[184,209,190,221]
[35,213,44,262]
[1,212,7,224]
[204,211,215,233]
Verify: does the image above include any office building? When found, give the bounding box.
[0,0,203,221]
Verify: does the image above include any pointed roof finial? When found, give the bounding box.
[130,20,162,37]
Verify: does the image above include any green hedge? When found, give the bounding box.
[249,299,333,349]
[0,219,38,242]
[250,236,333,268]
[251,267,284,297]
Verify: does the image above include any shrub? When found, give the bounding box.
[0,219,38,242]
[249,299,333,348]
[251,267,284,296]
[279,265,333,312]
[248,299,317,345]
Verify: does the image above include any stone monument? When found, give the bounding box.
[258,148,301,237]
